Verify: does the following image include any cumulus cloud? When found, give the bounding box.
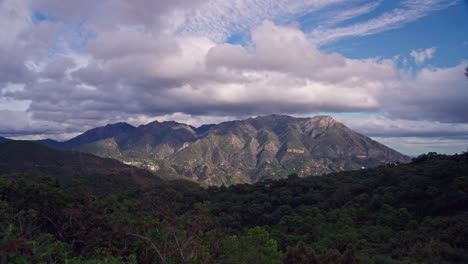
[0,0,466,150]
[0,0,35,86]
[383,63,468,123]
[6,21,397,127]
[2,16,467,139]
[410,47,436,64]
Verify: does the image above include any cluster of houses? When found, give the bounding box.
[287,148,305,154]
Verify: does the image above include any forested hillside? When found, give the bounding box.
[1,152,467,263]
[0,141,160,194]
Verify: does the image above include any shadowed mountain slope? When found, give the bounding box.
[0,140,160,193]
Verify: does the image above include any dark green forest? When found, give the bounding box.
[1,152,468,263]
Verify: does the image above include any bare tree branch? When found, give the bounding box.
[173,232,186,262]
[127,233,167,264]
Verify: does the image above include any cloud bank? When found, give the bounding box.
[0,0,466,155]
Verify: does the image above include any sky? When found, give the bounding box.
[0,0,467,156]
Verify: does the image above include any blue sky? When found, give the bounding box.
[320,2,468,68]
[222,0,467,68]
[0,0,467,156]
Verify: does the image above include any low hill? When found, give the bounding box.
[0,140,160,194]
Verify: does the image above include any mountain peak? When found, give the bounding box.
[312,115,335,120]
[309,115,337,126]
[161,120,189,126]
[196,124,216,134]
[145,120,160,125]
[104,122,134,128]
[143,120,196,135]
[65,122,136,147]
[254,114,294,119]
[253,114,336,122]
[145,120,188,127]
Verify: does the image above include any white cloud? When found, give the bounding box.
[0,0,466,150]
[0,0,31,45]
[75,21,393,115]
[126,112,241,127]
[326,1,382,26]
[410,47,436,64]
[338,114,468,155]
[337,115,468,138]
[309,0,457,44]
[176,0,347,42]
[383,63,468,122]
[0,110,75,137]
[372,137,468,156]
[2,17,466,141]
[2,20,400,138]
[0,83,30,111]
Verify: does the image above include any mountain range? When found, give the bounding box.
[33,115,410,186]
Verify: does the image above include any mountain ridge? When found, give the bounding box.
[34,115,410,185]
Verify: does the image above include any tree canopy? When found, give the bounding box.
[1,152,468,263]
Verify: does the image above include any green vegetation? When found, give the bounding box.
[1,152,467,263]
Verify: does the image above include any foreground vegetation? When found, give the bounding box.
[1,152,467,263]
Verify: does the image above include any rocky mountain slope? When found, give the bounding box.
[39,115,411,185]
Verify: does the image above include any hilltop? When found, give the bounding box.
[0,140,160,194]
